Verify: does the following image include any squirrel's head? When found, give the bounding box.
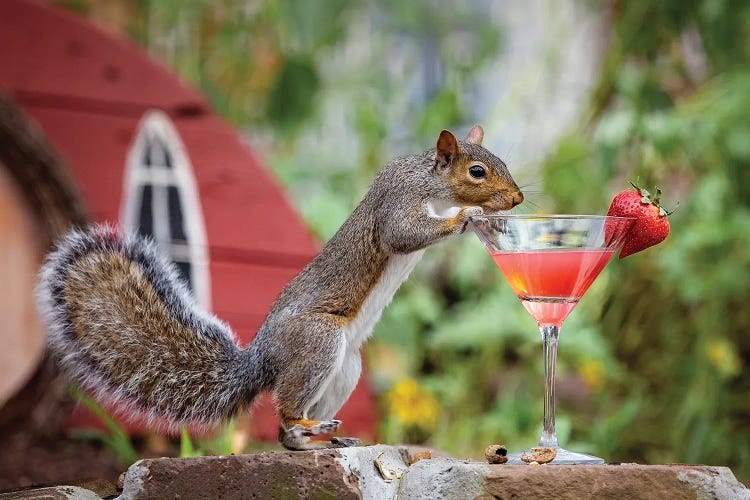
[434,126,523,212]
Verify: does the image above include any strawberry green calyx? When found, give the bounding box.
[628,181,671,217]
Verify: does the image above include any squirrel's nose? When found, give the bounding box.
[511,190,524,207]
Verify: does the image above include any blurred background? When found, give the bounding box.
[1,0,749,489]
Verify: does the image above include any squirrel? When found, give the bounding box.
[36,125,523,451]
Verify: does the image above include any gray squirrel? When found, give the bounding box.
[37,126,523,450]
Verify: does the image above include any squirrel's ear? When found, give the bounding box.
[464,125,484,145]
[436,130,459,170]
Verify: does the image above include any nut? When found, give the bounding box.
[521,447,557,464]
[485,444,509,464]
[410,450,432,464]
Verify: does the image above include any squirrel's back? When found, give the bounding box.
[37,225,266,428]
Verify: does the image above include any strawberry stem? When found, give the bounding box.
[627,180,674,217]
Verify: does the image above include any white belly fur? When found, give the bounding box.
[343,250,425,350]
[303,250,425,419]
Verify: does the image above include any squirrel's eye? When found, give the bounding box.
[469,164,486,179]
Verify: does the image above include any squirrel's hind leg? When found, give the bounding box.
[273,314,362,451]
[280,349,364,450]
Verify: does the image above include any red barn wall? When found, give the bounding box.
[0,0,376,443]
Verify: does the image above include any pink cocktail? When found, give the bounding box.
[491,249,615,326]
[472,215,634,465]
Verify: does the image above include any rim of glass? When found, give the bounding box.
[470,214,635,221]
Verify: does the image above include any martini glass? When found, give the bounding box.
[471,215,634,465]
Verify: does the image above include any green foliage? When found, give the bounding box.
[124,0,361,128]
[180,422,237,457]
[539,0,750,478]
[266,57,320,132]
[180,427,199,458]
[69,387,139,467]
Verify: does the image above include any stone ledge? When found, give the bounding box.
[113,445,749,500]
[5,446,747,499]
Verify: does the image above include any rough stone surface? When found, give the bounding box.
[481,464,750,500]
[114,445,749,499]
[0,485,103,499]
[399,457,488,499]
[119,450,359,499]
[335,445,409,499]
[68,479,119,498]
[677,467,750,500]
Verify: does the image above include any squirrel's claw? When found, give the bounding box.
[460,206,484,233]
[329,436,361,448]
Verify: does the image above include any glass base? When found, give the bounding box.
[507,447,605,465]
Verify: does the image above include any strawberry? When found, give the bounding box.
[606,182,671,258]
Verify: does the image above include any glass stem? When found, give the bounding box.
[539,324,560,449]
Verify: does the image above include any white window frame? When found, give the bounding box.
[120,110,211,310]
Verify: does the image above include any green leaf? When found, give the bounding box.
[267,58,320,132]
[180,427,202,458]
[70,387,139,467]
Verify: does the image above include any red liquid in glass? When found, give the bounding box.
[491,249,616,326]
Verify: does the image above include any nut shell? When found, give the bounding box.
[521,447,557,464]
[485,444,509,464]
[410,450,432,464]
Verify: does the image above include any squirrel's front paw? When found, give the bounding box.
[458,206,484,232]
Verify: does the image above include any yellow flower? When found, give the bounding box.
[385,377,439,432]
[707,338,742,378]
[578,358,605,393]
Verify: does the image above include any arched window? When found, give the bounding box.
[120,110,211,309]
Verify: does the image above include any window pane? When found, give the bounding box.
[167,186,187,242]
[159,137,174,169]
[151,137,173,169]
[141,137,152,168]
[137,184,153,237]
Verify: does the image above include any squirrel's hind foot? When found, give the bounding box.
[280,418,361,451]
[281,435,361,451]
[286,418,341,438]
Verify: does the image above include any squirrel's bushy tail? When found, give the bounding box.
[37,225,264,428]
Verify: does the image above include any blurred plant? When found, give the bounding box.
[540,0,750,478]
[382,377,439,444]
[180,426,200,458]
[69,388,241,462]
[68,386,139,467]
[179,421,245,458]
